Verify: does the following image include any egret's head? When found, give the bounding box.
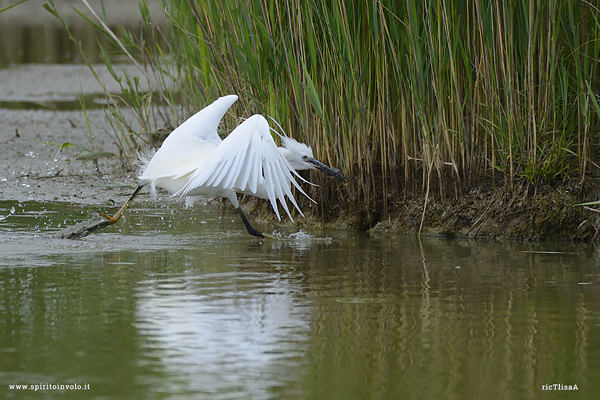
[280,137,348,182]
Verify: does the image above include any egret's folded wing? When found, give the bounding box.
[177,114,307,221]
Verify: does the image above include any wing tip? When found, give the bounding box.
[218,94,239,106]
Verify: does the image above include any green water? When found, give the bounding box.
[0,24,149,67]
[1,200,599,399]
[0,95,125,112]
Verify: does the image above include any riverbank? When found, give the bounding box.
[3,104,600,241]
[234,174,599,242]
[1,64,598,241]
[0,107,134,205]
[368,178,600,241]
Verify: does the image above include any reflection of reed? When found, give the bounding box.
[418,237,431,332]
[2,222,599,398]
[0,24,107,65]
[0,23,168,66]
[576,291,589,379]
[300,238,600,398]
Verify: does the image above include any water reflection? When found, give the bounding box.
[136,271,310,398]
[300,238,600,399]
[0,24,109,67]
[1,201,600,399]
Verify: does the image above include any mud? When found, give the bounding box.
[367,179,600,241]
[0,63,141,206]
[0,0,158,208]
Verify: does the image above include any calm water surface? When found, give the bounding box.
[1,200,599,399]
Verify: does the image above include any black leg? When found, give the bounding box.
[235,207,265,238]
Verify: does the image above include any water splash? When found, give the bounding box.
[267,229,333,251]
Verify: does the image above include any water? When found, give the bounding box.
[0,24,102,67]
[3,7,598,398]
[0,21,166,111]
[1,200,599,399]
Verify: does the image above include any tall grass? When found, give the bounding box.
[51,0,600,227]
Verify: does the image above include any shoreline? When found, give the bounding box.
[3,98,599,241]
[368,178,599,241]
[3,102,599,241]
[1,63,598,242]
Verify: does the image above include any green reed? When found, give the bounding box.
[49,0,600,226]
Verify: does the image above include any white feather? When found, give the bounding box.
[176,115,311,221]
[137,94,340,233]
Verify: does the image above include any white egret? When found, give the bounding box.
[97,95,347,238]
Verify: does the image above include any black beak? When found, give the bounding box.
[307,158,348,182]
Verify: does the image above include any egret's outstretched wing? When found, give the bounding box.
[163,94,238,147]
[176,115,312,221]
[139,95,238,182]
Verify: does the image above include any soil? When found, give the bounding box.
[367,178,600,241]
[0,0,159,207]
[0,106,138,204]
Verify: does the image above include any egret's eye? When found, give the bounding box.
[302,155,309,160]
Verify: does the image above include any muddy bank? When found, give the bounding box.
[0,2,158,218]
[365,178,600,241]
[0,60,153,205]
[0,63,146,205]
[0,107,136,204]
[3,97,599,241]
